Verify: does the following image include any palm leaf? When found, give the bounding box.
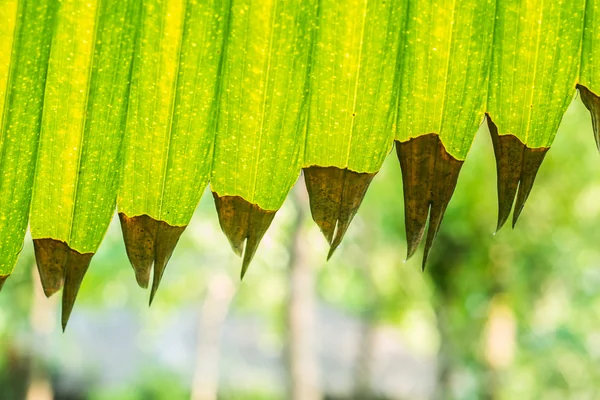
[0,0,599,320]
[118,0,228,302]
[395,0,495,266]
[303,0,404,258]
[487,0,584,229]
[29,0,139,329]
[211,0,316,278]
[0,0,58,286]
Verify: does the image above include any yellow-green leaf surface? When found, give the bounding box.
[0,0,57,277]
[117,0,228,296]
[30,0,140,254]
[0,1,17,118]
[1,0,599,297]
[0,0,18,281]
[487,0,584,230]
[393,0,495,267]
[487,0,584,148]
[304,0,403,173]
[119,0,227,226]
[301,0,404,258]
[579,0,600,149]
[396,0,495,160]
[581,0,600,95]
[210,0,316,211]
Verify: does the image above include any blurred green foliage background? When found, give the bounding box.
[2,98,600,400]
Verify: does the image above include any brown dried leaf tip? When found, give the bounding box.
[396,134,463,269]
[0,275,7,291]
[119,213,186,305]
[213,193,276,279]
[486,114,549,231]
[33,239,94,331]
[578,85,600,152]
[303,166,375,259]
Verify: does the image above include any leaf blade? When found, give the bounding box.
[118,0,228,295]
[303,0,404,254]
[211,0,315,211]
[0,0,58,278]
[211,0,316,275]
[487,0,584,227]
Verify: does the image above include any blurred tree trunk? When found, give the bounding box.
[352,314,376,399]
[481,295,515,400]
[191,272,235,400]
[0,342,31,400]
[352,258,377,400]
[286,184,322,400]
[428,235,467,400]
[26,263,55,400]
[433,306,454,400]
[429,232,505,400]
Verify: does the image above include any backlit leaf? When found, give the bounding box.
[395,0,495,265]
[0,0,58,283]
[579,0,600,151]
[118,0,228,299]
[29,0,140,328]
[303,0,404,256]
[211,0,316,276]
[487,0,584,228]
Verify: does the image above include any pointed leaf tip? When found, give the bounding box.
[486,115,548,230]
[32,239,93,331]
[326,246,336,262]
[150,222,186,305]
[34,238,67,298]
[512,147,548,227]
[119,214,154,289]
[0,275,7,291]
[487,117,521,231]
[422,206,449,272]
[61,250,93,331]
[118,213,185,303]
[395,134,463,268]
[578,85,600,152]
[213,194,276,279]
[303,166,375,260]
[304,167,343,245]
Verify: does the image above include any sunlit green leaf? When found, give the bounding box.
[119,0,226,225]
[579,0,600,150]
[488,0,584,148]
[0,0,18,288]
[304,0,403,173]
[211,0,316,210]
[0,0,599,303]
[211,0,316,276]
[31,0,139,254]
[0,0,58,279]
[487,0,584,229]
[302,0,404,256]
[396,0,494,160]
[395,0,495,265]
[118,0,228,297]
[26,0,139,327]
[581,0,600,96]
